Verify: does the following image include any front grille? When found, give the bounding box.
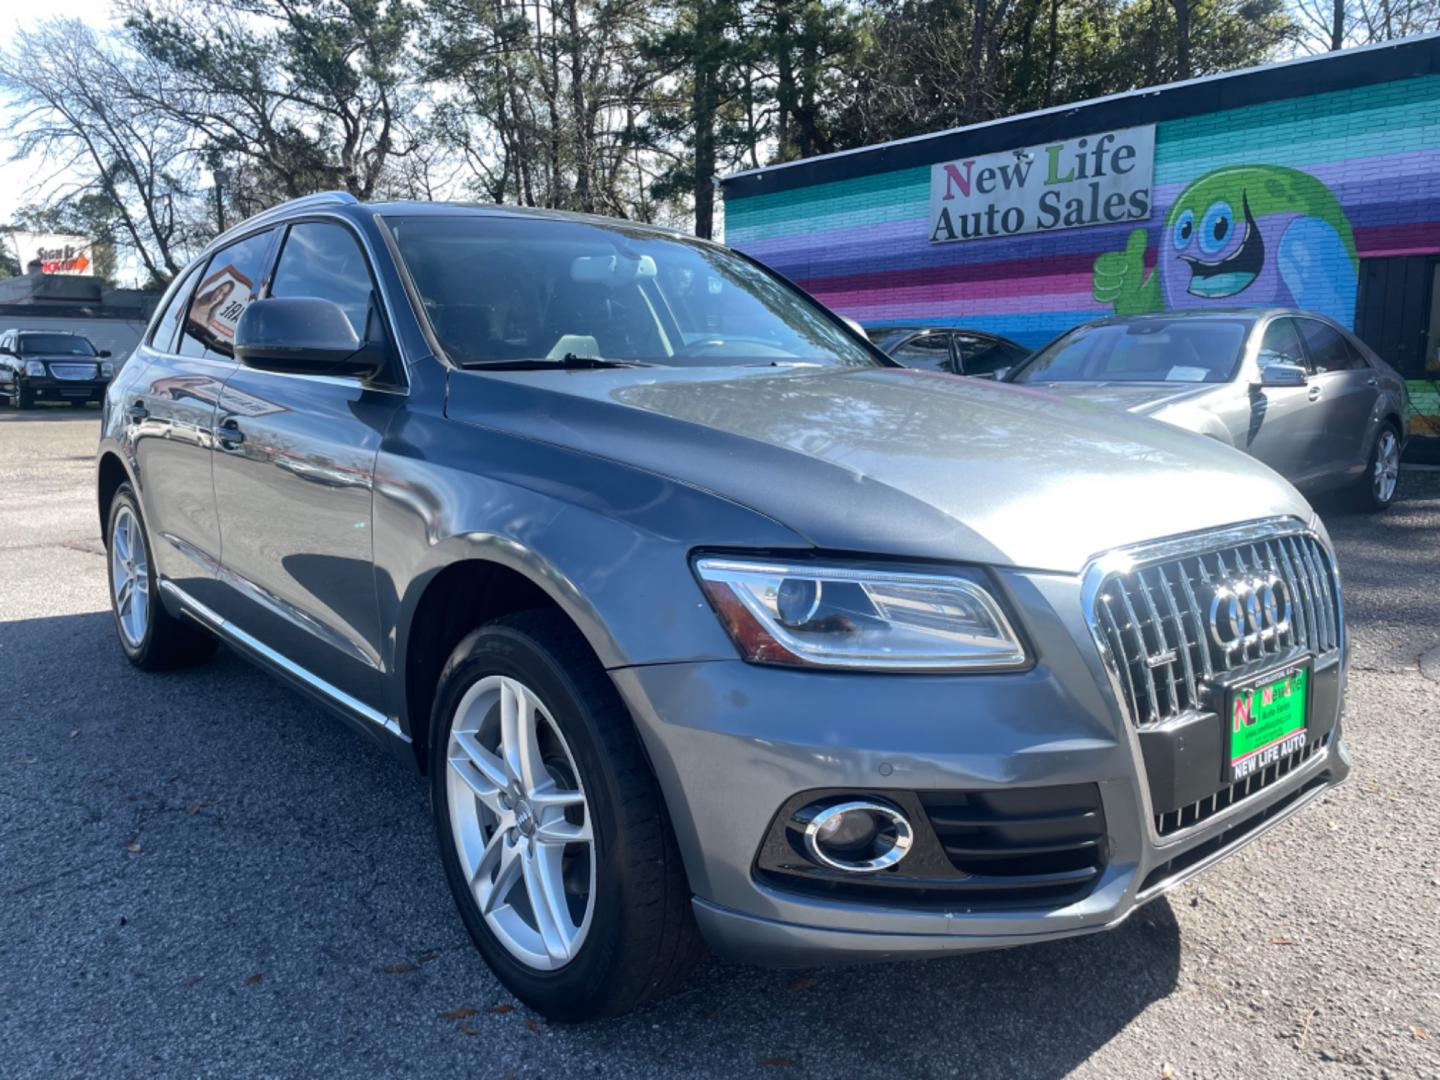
[1154,730,1329,836]
[1092,529,1340,729]
[48,362,99,381]
[917,784,1106,899]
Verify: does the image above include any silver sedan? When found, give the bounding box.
[1006,309,1410,510]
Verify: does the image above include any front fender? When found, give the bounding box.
[373,412,806,724]
[1150,403,1235,448]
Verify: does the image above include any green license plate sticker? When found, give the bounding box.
[1229,666,1308,781]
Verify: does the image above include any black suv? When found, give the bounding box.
[1,329,114,408]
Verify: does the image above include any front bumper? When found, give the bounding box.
[19,376,108,402]
[610,565,1349,965]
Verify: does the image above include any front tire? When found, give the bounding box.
[429,610,700,1020]
[1352,425,1400,512]
[105,483,218,669]
[15,384,33,410]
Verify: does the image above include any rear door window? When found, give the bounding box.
[1296,320,1364,373]
[890,333,954,373]
[149,265,201,354]
[180,229,277,359]
[955,335,1026,377]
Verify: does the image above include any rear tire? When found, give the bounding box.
[1351,425,1400,512]
[429,609,701,1020]
[15,385,33,410]
[105,483,218,670]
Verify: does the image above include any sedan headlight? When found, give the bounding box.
[23,360,46,377]
[693,557,1027,671]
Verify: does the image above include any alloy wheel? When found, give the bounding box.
[1374,430,1399,504]
[110,505,150,648]
[445,675,595,971]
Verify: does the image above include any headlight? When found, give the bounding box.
[23,360,46,377]
[693,557,1027,671]
[100,361,114,378]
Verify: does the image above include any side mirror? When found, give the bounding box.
[1256,362,1308,388]
[841,316,867,340]
[234,297,386,379]
[98,349,112,358]
[0,344,12,356]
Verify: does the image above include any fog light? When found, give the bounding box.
[801,800,913,873]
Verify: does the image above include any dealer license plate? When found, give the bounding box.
[1227,662,1309,782]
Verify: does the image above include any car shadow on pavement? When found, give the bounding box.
[645,901,1182,1077]
[1,606,1182,1078]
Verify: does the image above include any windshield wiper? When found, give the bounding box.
[462,353,653,371]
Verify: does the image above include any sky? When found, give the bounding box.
[0,0,123,229]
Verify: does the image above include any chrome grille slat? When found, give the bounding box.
[1302,537,1337,651]
[1274,538,1312,651]
[1091,526,1342,733]
[1096,598,1140,716]
[1174,563,1215,680]
[1283,536,1320,650]
[1134,570,1181,717]
[1113,582,1161,725]
[1154,565,1199,708]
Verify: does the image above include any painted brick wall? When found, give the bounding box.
[725,74,1440,356]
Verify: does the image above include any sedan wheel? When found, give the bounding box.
[445,674,595,971]
[1372,428,1399,506]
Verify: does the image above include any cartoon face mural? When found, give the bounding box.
[1093,165,1359,326]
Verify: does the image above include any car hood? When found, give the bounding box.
[1014,381,1219,416]
[446,365,1311,574]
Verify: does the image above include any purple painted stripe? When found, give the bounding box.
[814,269,1097,308]
[1355,221,1440,254]
[823,289,1107,320]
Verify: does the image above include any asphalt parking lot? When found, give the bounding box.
[2,407,1437,1079]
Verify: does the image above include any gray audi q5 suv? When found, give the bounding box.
[97,193,1351,1019]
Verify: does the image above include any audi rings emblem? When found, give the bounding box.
[1207,574,1291,652]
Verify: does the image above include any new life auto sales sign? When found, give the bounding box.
[928,125,1155,243]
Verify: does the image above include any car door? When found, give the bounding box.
[889,332,956,373]
[210,219,405,712]
[1294,317,1379,483]
[1240,316,1320,481]
[129,231,276,608]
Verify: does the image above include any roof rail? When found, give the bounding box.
[206,190,360,251]
[277,190,360,211]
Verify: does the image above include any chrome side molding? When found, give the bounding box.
[158,579,406,740]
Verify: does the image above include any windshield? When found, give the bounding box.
[18,333,96,356]
[1009,319,1250,385]
[384,215,878,369]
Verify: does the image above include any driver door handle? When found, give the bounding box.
[1308,385,1322,402]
